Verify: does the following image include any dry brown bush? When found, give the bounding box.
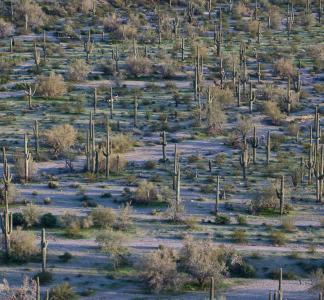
[111,134,133,153]
[14,154,37,181]
[234,2,250,18]
[268,7,282,29]
[0,277,37,299]
[179,237,229,287]
[37,73,67,98]
[9,227,37,262]
[45,124,77,155]
[22,204,42,227]
[67,59,91,81]
[125,56,153,77]
[274,58,296,78]
[140,246,179,293]
[116,24,138,40]
[91,207,116,229]
[311,269,324,294]
[96,230,128,269]
[247,20,260,38]
[263,101,285,125]
[134,181,159,204]
[16,0,46,30]
[0,18,14,38]
[251,183,277,214]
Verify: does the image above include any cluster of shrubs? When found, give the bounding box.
[140,237,255,293]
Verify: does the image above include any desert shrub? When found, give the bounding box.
[12,212,26,227]
[274,58,296,78]
[268,7,282,29]
[230,260,256,278]
[155,60,178,79]
[125,56,153,77]
[102,13,120,32]
[116,24,137,39]
[0,277,38,299]
[115,203,133,231]
[180,238,229,287]
[91,207,116,229]
[37,73,67,98]
[247,20,260,38]
[14,155,37,181]
[215,214,231,225]
[22,204,41,227]
[34,271,53,284]
[263,101,285,125]
[96,230,128,269]
[58,252,73,262]
[111,134,133,153]
[0,183,20,204]
[48,181,59,189]
[233,2,250,18]
[140,246,179,293]
[0,18,14,38]
[281,216,296,232]
[9,228,37,262]
[133,181,159,204]
[311,269,324,294]
[45,124,77,155]
[236,215,247,225]
[251,183,277,214]
[270,231,286,246]
[144,160,156,170]
[16,0,46,31]
[40,213,58,228]
[49,283,78,300]
[67,59,90,81]
[232,229,247,243]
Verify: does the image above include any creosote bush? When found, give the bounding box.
[133,180,159,204]
[67,59,91,81]
[37,72,67,98]
[49,282,78,300]
[91,207,116,229]
[9,227,38,262]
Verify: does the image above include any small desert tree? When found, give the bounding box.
[140,246,179,293]
[91,207,116,229]
[16,0,46,31]
[67,59,91,81]
[0,18,14,38]
[45,124,77,155]
[179,237,227,287]
[37,72,66,98]
[0,277,38,299]
[9,227,38,262]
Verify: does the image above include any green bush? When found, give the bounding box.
[12,212,26,227]
[58,252,73,263]
[215,214,231,225]
[40,213,58,228]
[91,207,116,229]
[270,231,287,246]
[231,229,247,243]
[230,260,256,278]
[50,283,78,300]
[34,271,53,284]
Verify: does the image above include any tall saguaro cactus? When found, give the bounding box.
[251,126,259,164]
[240,140,250,182]
[276,176,285,215]
[266,131,271,165]
[24,133,32,182]
[103,114,111,178]
[209,276,215,300]
[160,131,167,162]
[215,176,220,215]
[1,148,13,258]
[33,120,40,160]
[41,228,48,273]
[84,29,94,62]
[24,83,37,110]
[173,144,179,190]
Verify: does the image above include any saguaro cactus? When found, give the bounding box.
[33,120,40,160]
[160,131,167,162]
[24,133,32,182]
[276,176,285,215]
[215,176,220,215]
[41,228,48,273]
[134,96,138,128]
[278,267,283,300]
[175,162,181,211]
[249,82,256,114]
[102,115,111,178]
[33,41,41,71]
[1,148,13,258]
[251,126,259,164]
[210,276,215,300]
[42,30,47,62]
[181,37,185,61]
[108,87,118,119]
[24,83,37,110]
[173,144,179,190]
[93,88,97,113]
[84,29,94,62]
[112,47,120,72]
[266,131,271,165]
[240,140,250,182]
